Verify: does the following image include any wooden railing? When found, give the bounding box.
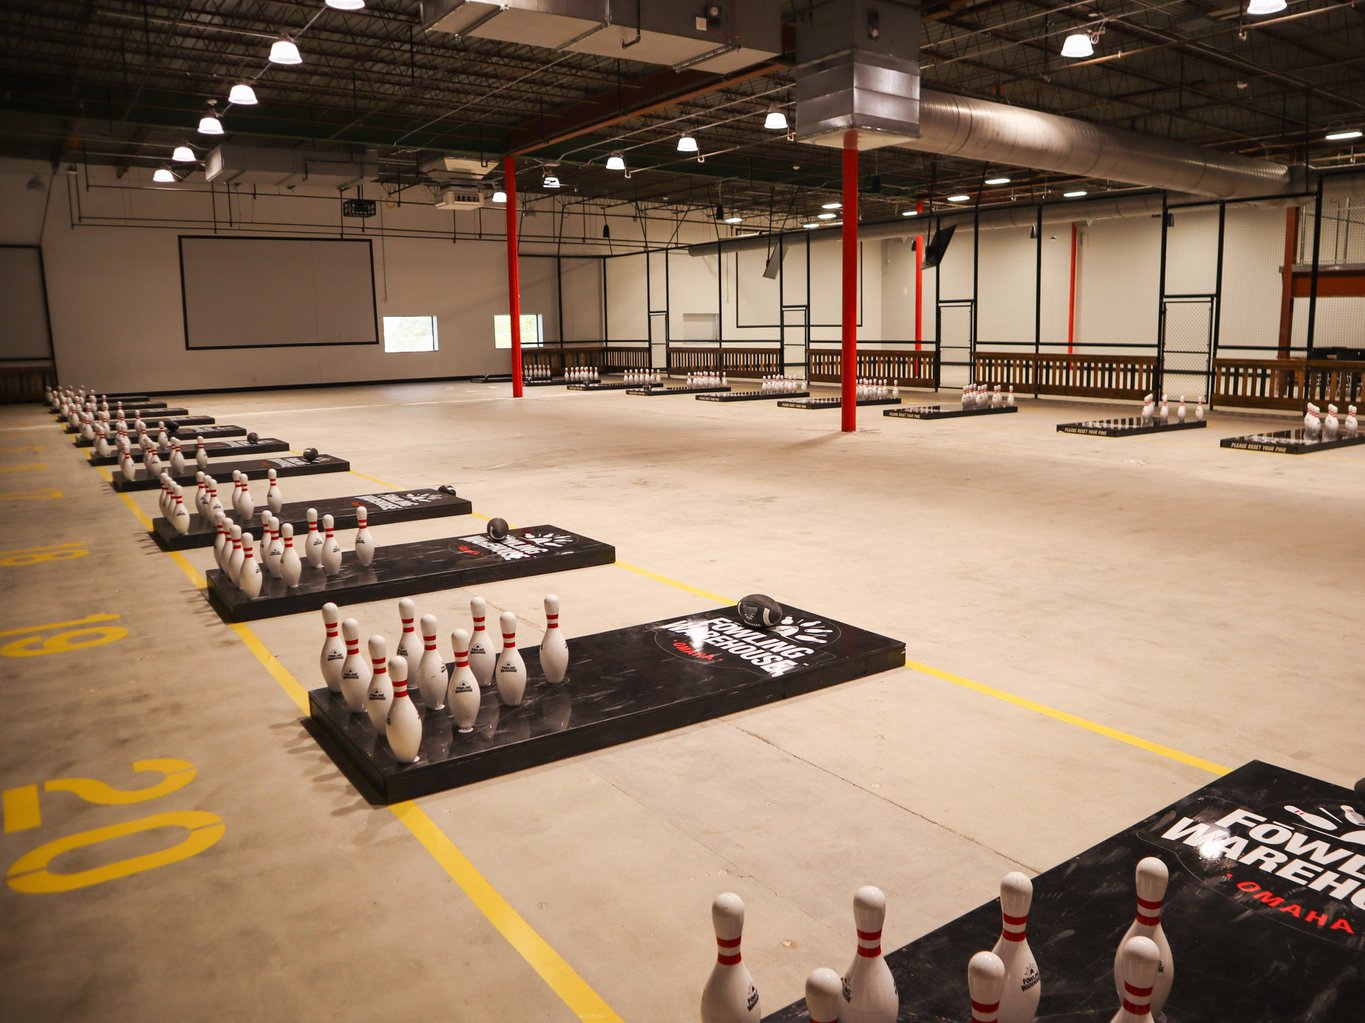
[0,363,57,403]
[808,349,938,388]
[974,352,1155,400]
[667,346,782,379]
[1213,357,1364,410]
[521,344,650,375]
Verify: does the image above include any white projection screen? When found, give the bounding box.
[179,236,378,349]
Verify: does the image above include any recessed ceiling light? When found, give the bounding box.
[802,222,821,229]
[152,167,176,184]
[1325,129,1363,141]
[901,209,918,217]
[677,133,698,154]
[763,108,788,131]
[985,176,1011,185]
[1061,32,1094,58]
[270,38,302,65]
[1245,0,1286,14]
[228,83,258,105]
[1064,189,1089,198]
[172,144,196,163]
[947,194,971,203]
[817,212,837,220]
[605,152,626,171]
[821,201,842,210]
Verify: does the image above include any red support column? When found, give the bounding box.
[1066,222,1078,355]
[914,200,924,348]
[504,156,523,398]
[841,133,858,433]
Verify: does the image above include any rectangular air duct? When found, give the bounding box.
[434,187,485,210]
[793,0,921,150]
[204,144,377,188]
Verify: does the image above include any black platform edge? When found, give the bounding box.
[778,397,903,409]
[309,605,906,802]
[1057,417,1208,437]
[151,487,472,551]
[566,382,634,391]
[64,410,194,432]
[204,525,615,622]
[696,391,812,403]
[87,438,288,466]
[885,404,1019,420]
[109,453,349,492]
[1220,430,1364,455]
[627,385,732,396]
[79,424,249,444]
[523,378,567,387]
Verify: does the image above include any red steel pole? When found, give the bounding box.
[1067,222,1078,355]
[505,156,523,397]
[841,132,858,433]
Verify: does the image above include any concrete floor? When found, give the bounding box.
[1,382,1361,1022]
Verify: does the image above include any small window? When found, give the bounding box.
[493,313,544,349]
[383,315,438,353]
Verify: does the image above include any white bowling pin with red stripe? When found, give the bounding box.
[805,967,842,1023]
[386,655,422,763]
[169,484,190,535]
[365,635,393,733]
[238,534,263,599]
[278,522,302,588]
[700,892,760,1023]
[494,610,527,707]
[1113,858,1172,1015]
[540,594,569,684]
[1111,936,1160,1023]
[395,598,418,662]
[446,628,480,733]
[319,602,344,693]
[266,468,283,515]
[354,505,375,567]
[968,951,1006,1023]
[321,513,342,575]
[991,872,1040,1023]
[841,886,898,1023]
[339,618,370,713]
[305,507,325,569]
[467,596,495,687]
[227,524,245,583]
[416,613,448,710]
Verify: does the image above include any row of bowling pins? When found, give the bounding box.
[1140,393,1206,423]
[214,504,377,592]
[522,365,556,382]
[1304,402,1359,438]
[962,383,1016,409]
[627,369,663,386]
[758,375,805,394]
[702,858,1172,1023]
[687,372,727,388]
[320,595,570,757]
[854,379,899,401]
[565,366,600,383]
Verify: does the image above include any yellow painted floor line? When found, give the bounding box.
[903,658,1232,777]
[107,467,623,1022]
[349,469,397,488]
[613,560,733,605]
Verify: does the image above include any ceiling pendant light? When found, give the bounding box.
[152,167,176,184]
[1061,31,1094,58]
[677,133,698,154]
[325,0,366,9]
[724,215,743,224]
[763,107,788,131]
[270,38,302,65]
[985,176,1011,186]
[605,152,626,171]
[1245,0,1286,13]
[946,193,971,203]
[1325,129,1363,141]
[228,83,258,105]
[1064,189,1089,198]
[198,102,224,136]
[542,173,561,189]
[821,201,842,210]
[172,144,195,163]
[492,188,508,203]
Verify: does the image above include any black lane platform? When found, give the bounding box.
[87,437,288,466]
[1220,428,1365,455]
[766,760,1364,1022]
[206,524,614,622]
[64,408,192,430]
[69,414,212,436]
[567,381,634,391]
[778,396,903,409]
[1057,417,1207,437]
[168,424,248,441]
[885,404,1019,420]
[627,385,731,396]
[524,377,567,387]
[696,390,812,403]
[109,453,349,492]
[308,602,905,803]
[152,486,472,551]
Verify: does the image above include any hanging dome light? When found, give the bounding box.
[270,38,302,65]
[228,83,258,105]
[198,112,224,136]
[325,0,367,9]
[1245,0,1286,13]
[763,107,788,131]
[172,144,196,163]
[152,167,176,184]
[677,133,699,154]
[492,189,508,203]
[605,152,626,171]
[1060,32,1094,58]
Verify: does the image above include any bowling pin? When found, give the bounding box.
[841,886,898,1023]
[156,427,170,455]
[339,618,371,713]
[212,512,228,571]
[321,513,343,575]
[395,598,418,662]
[467,596,496,687]
[805,968,842,1023]
[196,437,208,471]
[1285,804,1339,831]
[169,438,186,476]
[267,517,285,579]
[1345,405,1358,436]
[969,951,1006,1023]
[229,471,243,517]
[238,475,255,520]
[365,635,393,733]
[319,601,345,692]
[700,892,760,1023]
[278,523,302,588]
[305,507,324,569]
[119,447,136,481]
[991,872,1041,1023]
[169,484,191,535]
[1140,394,1154,421]
[258,512,278,578]
[1176,396,1186,422]
[1113,858,1172,1016]
[206,476,223,517]
[446,628,480,733]
[541,594,569,685]
[354,506,375,567]
[239,534,263,599]
[227,524,245,583]
[1195,396,1205,421]
[416,613,448,710]
[494,610,528,707]
[1111,936,1160,1023]
[386,655,422,763]
[266,468,283,515]
[1159,394,1169,422]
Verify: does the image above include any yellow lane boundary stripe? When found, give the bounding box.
[904,658,1232,776]
[613,560,732,605]
[108,467,622,1022]
[348,469,397,488]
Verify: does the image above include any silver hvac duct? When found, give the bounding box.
[906,90,1296,199]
